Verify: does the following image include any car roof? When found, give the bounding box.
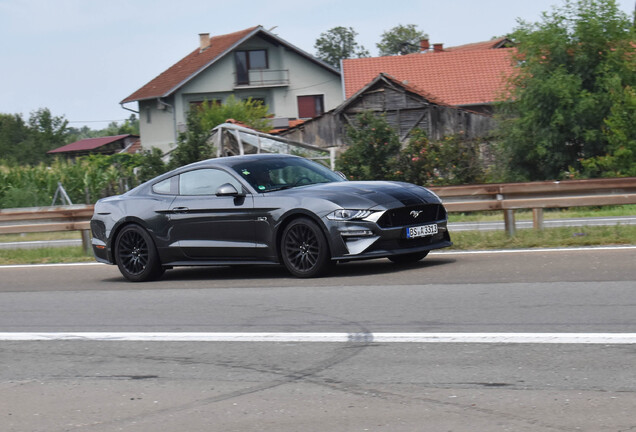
[185,153,301,169]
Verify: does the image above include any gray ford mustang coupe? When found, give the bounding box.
[91,154,451,281]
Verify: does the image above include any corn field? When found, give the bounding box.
[0,154,145,209]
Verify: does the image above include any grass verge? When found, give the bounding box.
[449,225,636,250]
[0,247,94,265]
[0,225,634,265]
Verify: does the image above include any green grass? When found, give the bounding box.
[0,247,94,265]
[449,225,636,250]
[0,231,81,242]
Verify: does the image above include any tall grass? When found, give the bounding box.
[0,154,143,208]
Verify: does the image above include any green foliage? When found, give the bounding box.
[393,130,485,186]
[0,154,144,208]
[198,96,270,132]
[314,26,369,69]
[496,0,635,180]
[170,96,271,168]
[137,147,168,183]
[0,108,69,165]
[1,108,140,166]
[577,83,636,177]
[336,112,401,180]
[377,24,428,56]
[337,112,485,185]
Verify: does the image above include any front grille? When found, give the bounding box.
[377,204,446,228]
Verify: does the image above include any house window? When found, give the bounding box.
[297,95,324,118]
[235,50,268,85]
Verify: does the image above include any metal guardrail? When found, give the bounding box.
[0,204,93,252]
[430,177,636,235]
[1,178,635,244]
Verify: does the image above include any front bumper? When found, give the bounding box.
[326,218,452,261]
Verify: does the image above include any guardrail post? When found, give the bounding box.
[81,230,91,255]
[532,208,544,230]
[504,210,516,237]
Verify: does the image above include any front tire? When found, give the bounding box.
[115,224,164,282]
[281,218,332,278]
[388,250,429,264]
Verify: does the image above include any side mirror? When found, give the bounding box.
[216,183,245,197]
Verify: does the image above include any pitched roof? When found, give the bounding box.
[122,27,258,104]
[122,26,340,104]
[336,73,453,115]
[47,134,135,154]
[342,43,516,106]
[444,37,513,52]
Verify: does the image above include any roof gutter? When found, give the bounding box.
[120,102,139,114]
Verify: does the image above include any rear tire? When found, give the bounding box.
[280,218,332,278]
[388,250,429,264]
[115,225,164,282]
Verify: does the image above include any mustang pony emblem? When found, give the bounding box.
[410,210,422,218]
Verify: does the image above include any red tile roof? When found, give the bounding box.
[443,37,512,52]
[48,134,135,154]
[342,44,516,106]
[121,26,259,103]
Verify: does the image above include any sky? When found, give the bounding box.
[0,0,634,130]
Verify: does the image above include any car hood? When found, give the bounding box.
[275,181,441,209]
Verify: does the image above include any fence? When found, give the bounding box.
[430,177,636,235]
[0,205,93,252]
[1,178,636,246]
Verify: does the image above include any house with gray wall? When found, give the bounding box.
[121,26,343,154]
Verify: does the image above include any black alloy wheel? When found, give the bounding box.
[281,218,332,278]
[388,250,429,264]
[115,225,164,282]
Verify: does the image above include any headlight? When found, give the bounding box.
[326,209,373,221]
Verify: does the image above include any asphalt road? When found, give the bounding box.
[2,247,636,431]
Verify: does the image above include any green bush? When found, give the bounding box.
[336,112,401,180]
[336,112,485,186]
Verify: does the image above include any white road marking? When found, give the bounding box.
[0,262,104,269]
[2,332,636,344]
[432,245,636,255]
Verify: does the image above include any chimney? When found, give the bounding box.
[433,43,444,53]
[420,39,430,52]
[199,33,210,52]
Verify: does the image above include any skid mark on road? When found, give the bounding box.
[2,332,636,344]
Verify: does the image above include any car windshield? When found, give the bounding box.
[232,157,345,192]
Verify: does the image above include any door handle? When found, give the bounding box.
[171,206,190,213]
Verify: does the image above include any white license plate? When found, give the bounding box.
[406,224,438,239]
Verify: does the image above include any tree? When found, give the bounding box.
[377,24,428,56]
[170,96,271,168]
[0,108,69,165]
[314,26,369,69]
[103,114,139,136]
[497,0,635,180]
[0,113,30,165]
[336,112,401,180]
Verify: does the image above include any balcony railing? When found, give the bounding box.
[234,69,289,88]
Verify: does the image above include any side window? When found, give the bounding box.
[178,169,242,196]
[152,176,178,195]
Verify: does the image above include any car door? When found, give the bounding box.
[168,168,256,260]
